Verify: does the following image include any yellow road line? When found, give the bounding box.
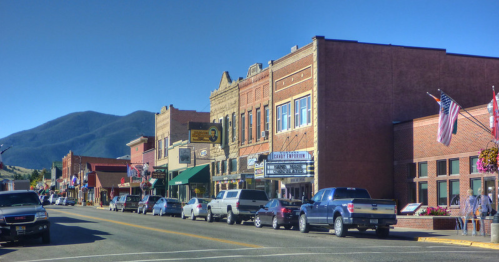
[51,209,263,248]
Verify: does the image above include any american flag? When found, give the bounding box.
[492,89,499,141]
[437,93,460,146]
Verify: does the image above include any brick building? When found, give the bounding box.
[154,105,210,196]
[394,104,498,214]
[210,72,243,195]
[238,64,272,196]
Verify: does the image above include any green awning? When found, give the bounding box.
[168,164,210,186]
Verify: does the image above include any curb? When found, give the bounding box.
[416,237,499,250]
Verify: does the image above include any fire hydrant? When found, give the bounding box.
[100,201,103,208]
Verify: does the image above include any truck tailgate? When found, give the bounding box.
[350,199,396,215]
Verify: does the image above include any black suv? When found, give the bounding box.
[0,190,50,244]
[115,194,141,212]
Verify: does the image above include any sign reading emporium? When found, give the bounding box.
[268,151,312,161]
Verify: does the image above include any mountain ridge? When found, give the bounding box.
[0,111,155,170]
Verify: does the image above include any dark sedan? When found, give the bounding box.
[254,199,302,230]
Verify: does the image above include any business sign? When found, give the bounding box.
[268,151,312,161]
[188,122,222,144]
[200,150,208,157]
[247,154,258,167]
[256,160,314,178]
[179,148,191,164]
[254,162,265,179]
[151,171,166,179]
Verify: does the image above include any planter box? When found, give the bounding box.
[395,215,492,232]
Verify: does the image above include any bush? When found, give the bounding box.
[414,206,450,216]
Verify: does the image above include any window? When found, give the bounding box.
[294,95,311,128]
[408,182,416,203]
[225,115,229,146]
[450,180,460,205]
[471,178,481,196]
[418,162,427,177]
[264,106,269,131]
[311,190,324,202]
[256,108,261,141]
[216,161,220,174]
[437,181,447,206]
[164,137,168,157]
[157,140,162,159]
[248,111,253,143]
[419,182,428,205]
[449,159,459,175]
[321,189,332,201]
[232,113,236,142]
[230,159,237,172]
[276,103,291,132]
[470,156,478,174]
[407,163,416,178]
[241,114,246,144]
[437,160,447,176]
[221,160,226,174]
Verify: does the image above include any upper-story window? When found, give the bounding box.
[232,113,236,142]
[256,108,261,141]
[164,137,168,157]
[248,111,253,143]
[225,115,229,146]
[418,162,427,177]
[470,156,478,174]
[449,158,459,175]
[157,140,162,159]
[241,113,246,144]
[264,106,269,131]
[295,95,311,128]
[276,103,291,132]
[437,160,447,176]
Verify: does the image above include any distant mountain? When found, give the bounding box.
[0,111,155,169]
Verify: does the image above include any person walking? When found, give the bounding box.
[477,188,493,236]
[462,188,477,236]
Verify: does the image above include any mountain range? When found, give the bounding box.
[0,111,155,170]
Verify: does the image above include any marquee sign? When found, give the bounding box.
[254,160,314,178]
[268,151,312,161]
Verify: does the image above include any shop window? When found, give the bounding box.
[437,181,447,206]
[449,158,459,175]
[418,162,427,177]
[471,178,481,196]
[449,180,460,206]
[419,182,428,205]
[470,156,478,174]
[437,160,447,176]
[294,95,311,128]
[407,163,416,178]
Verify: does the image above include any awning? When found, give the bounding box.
[149,178,158,187]
[168,164,210,186]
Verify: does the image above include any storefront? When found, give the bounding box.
[168,164,210,203]
[212,173,254,195]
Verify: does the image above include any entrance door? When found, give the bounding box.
[485,179,497,210]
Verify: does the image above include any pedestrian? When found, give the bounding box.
[461,188,477,236]
[477,188,492,236]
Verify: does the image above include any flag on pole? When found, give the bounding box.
[110,185,115,199]
[127,164,133,177]
[428,93,441,105]
[437,92,460,146]
[492,88,499,141]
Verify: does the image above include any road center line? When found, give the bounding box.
[50,209,263,249]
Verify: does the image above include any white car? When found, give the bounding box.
[55,197,64,205]
[181,197,211,220]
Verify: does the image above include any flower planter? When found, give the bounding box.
[395,216,493,232]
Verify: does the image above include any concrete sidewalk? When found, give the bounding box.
[390,227,499,250]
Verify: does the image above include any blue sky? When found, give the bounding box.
[1,0,498,139]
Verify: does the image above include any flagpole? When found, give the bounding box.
[438,89,492,134]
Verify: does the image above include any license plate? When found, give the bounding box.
[16,226,26,234]
[370,219,378,224]
[294,211,300,215]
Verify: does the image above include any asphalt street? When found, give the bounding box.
[1,205,499,262]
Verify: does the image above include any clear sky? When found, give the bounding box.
[1,0,498,139]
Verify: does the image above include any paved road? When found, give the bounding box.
[1,205,499,262]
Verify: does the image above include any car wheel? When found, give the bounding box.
[227,210,235,225]
[204,216,207,221]
[284,225,292,230]
[143,208,147,215]
[334,216,347,237]
[159,209,164,216]
[121,207,125,213]
[137,207,141,214]
[191,211,196,221]
[181,211,186,219]
[299,214,309,233]
[272,216,280,230]
[376,227,390,239]
[254,215,262,228]
[109,206,112,211]
[41,229,50,244]
[207,209,213,223]
[152,208,156,216]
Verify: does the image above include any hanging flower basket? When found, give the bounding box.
[140,181,152,191]
[477,145,498,173]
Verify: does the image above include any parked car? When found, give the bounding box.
[181,197,211,220]
[109,196,119,211]
[115,194,141,212]
[63,198,76,206]
[55,197,64,205]
[40,196,50,206]
[152,198,182,217]
[298,187,397,238]
[207,189,269,224]
[137,195,162,215]
[0,190,51,244]
[49,194,59,205]
[254,199,302,230]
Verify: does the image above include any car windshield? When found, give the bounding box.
[198,199,210,204]
[0,193,41,207]
[127,196,141,201]
[149,196,161,202]
[280,200,302,206]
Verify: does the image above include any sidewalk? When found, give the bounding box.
[390,227,499,250]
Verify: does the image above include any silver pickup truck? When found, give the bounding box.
[207,189,268,225]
